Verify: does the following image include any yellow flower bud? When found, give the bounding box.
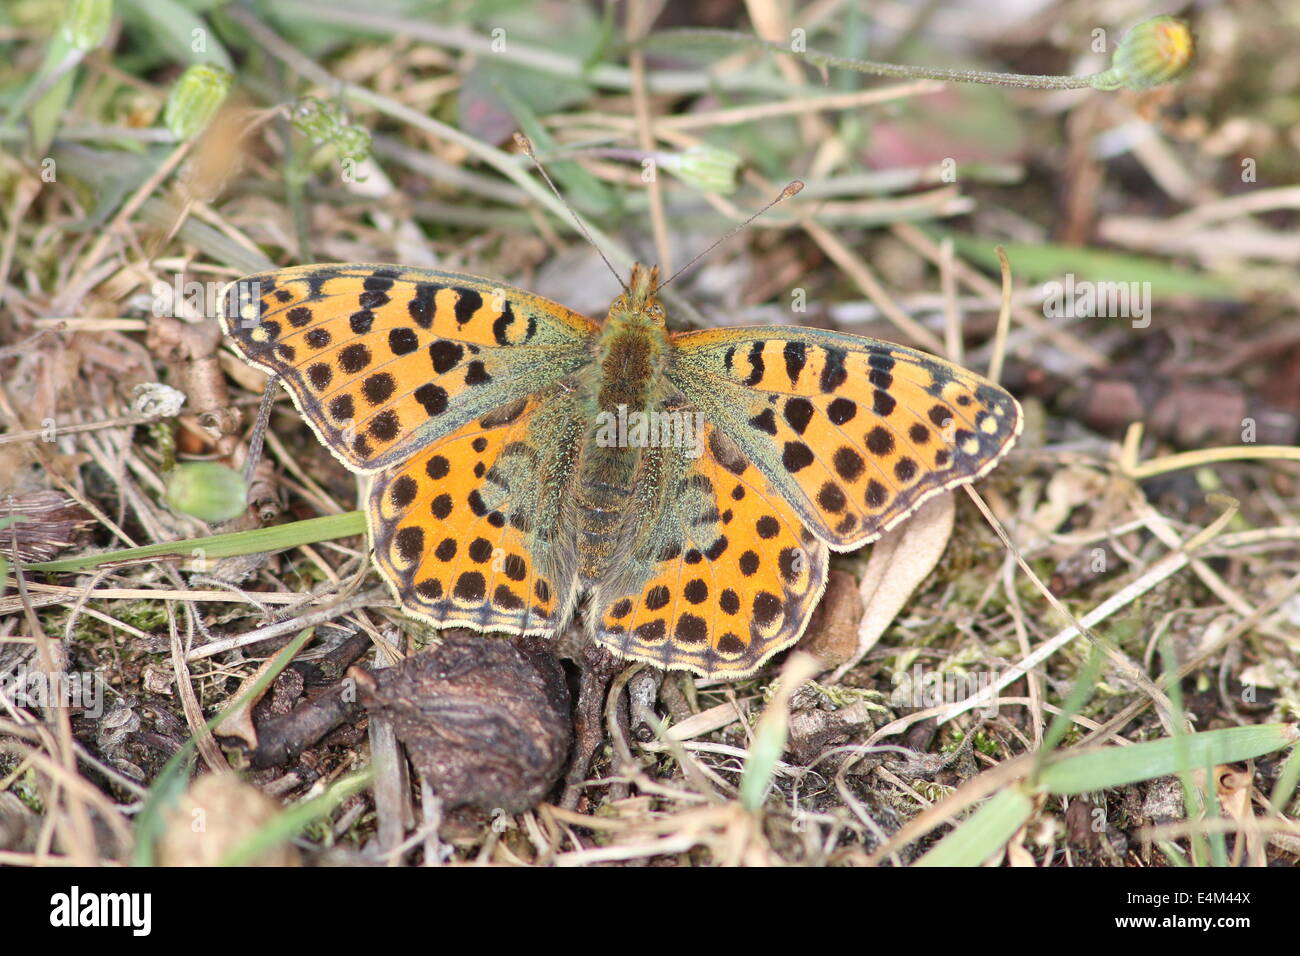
[1094,16,1194,91]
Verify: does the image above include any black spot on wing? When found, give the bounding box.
[742,341,765,387]
[784,398,814,434]
[388,327,419,356]
[414,383,448,416]
[429,339,464,374]
[783,341,806,385]
[350,310,374,335]
[409,283,440,328]
[454,289,483,325]
[819,346,848,391]
[491,302,515,344]
[749,408,778,435]
[827,397,857,425]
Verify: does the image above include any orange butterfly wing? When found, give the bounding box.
[220,263,596,473]
[590,423,828,678]
[369,390,584,635]
[667,328,1022,550]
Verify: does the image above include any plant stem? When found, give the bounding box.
[649,29,1106,90]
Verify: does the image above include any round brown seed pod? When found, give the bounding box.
[353,633,571,813]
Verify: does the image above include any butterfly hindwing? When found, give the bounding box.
[220,263,597,473]
[369,387,585,635]
[667,328,1022,550]
[591,422,828,678]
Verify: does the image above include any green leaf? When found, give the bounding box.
[26,36,82,155]
[119,0,233,70]
[934,230,1238,300]
[739,708,789,812]
[914,787,1035,867]
[1038,724,1299,796]
[1270,745,1300,813]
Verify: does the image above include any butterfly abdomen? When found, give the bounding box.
[565,317,674,579]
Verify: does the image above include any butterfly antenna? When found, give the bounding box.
[659,180,804,291]
[514,132,629,294]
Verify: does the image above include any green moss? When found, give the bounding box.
[113,600,172,632]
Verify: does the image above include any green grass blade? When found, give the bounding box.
[26,38,81,154]
[1158,841,1190,867]
[1159,637,1220,867]
[25,511,365,574]
[218,767,374,866]
[1038,724,1299,796]
[1035,644,1103,767]
[914,787,1035,867]
[1269,745,1300,813]
[740,654,820,811]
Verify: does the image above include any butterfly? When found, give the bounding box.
[220,261,1021,678]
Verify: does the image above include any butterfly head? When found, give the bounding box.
[606,263,666,329]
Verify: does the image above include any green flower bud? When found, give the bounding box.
[163,64,232,140]
[61,0,113,52]
[658,144,741,194]
[292,97,372,165]
[332,124,372,166]
[165,462,246,523]
[1093,16,1195,91]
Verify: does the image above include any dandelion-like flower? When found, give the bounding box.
[1093,16,1195,91]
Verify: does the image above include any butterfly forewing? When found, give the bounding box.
[220,263,597,473]
[667,327,1022,550]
